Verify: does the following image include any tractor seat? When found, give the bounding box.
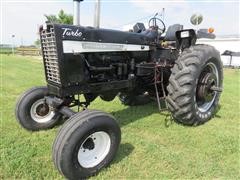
[164,24,183,41]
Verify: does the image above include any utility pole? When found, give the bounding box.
[11,34,15,55]
[21,37,23,47]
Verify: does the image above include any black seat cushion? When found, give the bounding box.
[164,24,183,41]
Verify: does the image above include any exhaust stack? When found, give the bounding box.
[73,0,83,25]
[94,0,101,28]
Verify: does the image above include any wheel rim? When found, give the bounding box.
[77,131,111,168]
[196,62,219,112]
[30,99,55,123]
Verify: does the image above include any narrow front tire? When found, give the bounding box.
[52,110,121,179]
[15,86,61,131]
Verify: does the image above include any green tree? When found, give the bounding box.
[34,39,41,48]
[44,9,73,24]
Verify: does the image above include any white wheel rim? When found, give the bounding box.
[30,99,55,123]
[77,131,111,168]
[197,62,219,113]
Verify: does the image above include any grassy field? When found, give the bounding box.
[0,55,239,179]
[0,47,15,55]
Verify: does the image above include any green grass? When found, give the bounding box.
[0,48,14,54]
[0,55,239,179]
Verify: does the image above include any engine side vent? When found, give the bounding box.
[41,28,61,84]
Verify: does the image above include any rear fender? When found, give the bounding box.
[197,29,216,39]
[175,29,197,50]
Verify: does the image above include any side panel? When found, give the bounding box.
[62,41,149,53]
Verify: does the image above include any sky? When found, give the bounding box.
[0,0,239,45]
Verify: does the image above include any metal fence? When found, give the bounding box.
[0,46,41,56]
[16,47,41,56]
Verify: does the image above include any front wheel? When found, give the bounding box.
[15,86,62,131]
[52,110,121,179]
[166,45,223,126]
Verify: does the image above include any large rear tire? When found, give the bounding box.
[52,110,121,179]
[15,86,62,131]
[166,45,223,126]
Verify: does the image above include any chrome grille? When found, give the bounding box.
[41,28,61,84]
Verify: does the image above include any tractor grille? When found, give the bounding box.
[41,28,61,84]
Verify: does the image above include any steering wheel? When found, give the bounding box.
[148,17,166,34]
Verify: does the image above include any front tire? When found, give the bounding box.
[15,86,61,131]
[166,45,223,126]
[52,110,121,179]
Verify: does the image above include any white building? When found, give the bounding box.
[198,38,240,67]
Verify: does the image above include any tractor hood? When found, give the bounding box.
[42,23,156,45]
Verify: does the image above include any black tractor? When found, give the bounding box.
[15,2,223,178]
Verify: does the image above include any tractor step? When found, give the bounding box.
[158,97,168,111]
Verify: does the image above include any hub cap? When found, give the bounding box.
[77,131,111,168]
[30,99,55,123]
[196,62,219,112]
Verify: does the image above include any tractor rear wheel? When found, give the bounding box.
[166,45,223,126]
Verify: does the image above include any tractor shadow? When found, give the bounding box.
[110,102,222,128]
[110,102,173,128]
[214,104,222,118]
[109,104,222,165]
[112,143,135,165]
[111,102,161,127]
[109,103,171,164]
[109,103,223,166]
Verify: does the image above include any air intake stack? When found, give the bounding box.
[93,0,101,28]
[73,0,84,25]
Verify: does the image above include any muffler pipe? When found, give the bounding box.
[73,0,83,25]
[93,0,101,28]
